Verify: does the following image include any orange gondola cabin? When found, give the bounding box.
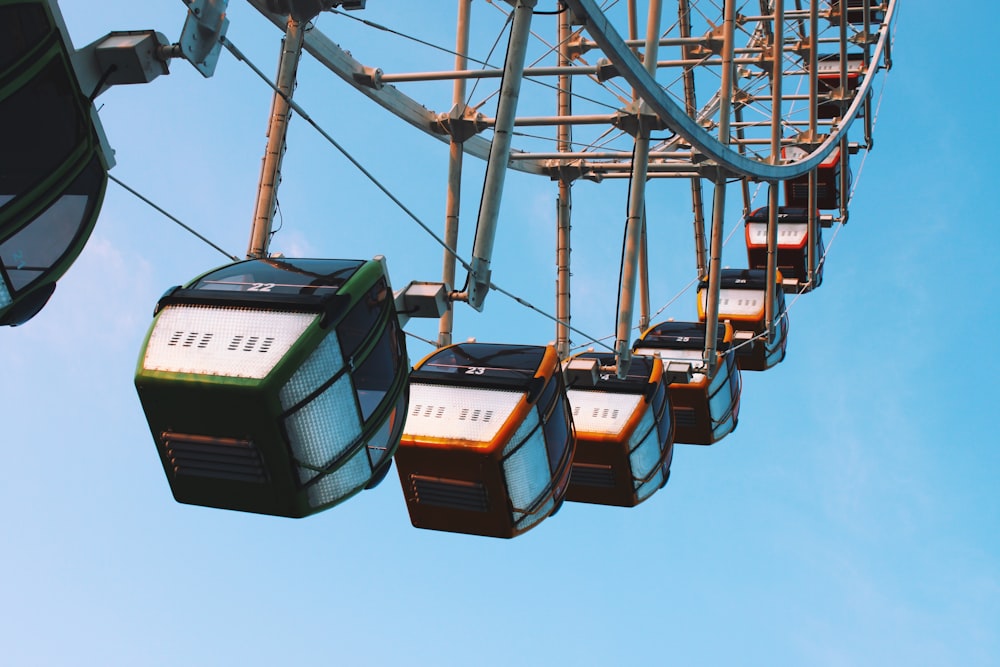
[633,322,741,445]
[698,268,789,372]
[395,342,574,538]
[563,352,673,507]
[745,206,824,292]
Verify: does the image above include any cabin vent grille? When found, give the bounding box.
[161,432,268,484]
[673,407,697,428]
[411,475,489,512]
[570,463,616,488]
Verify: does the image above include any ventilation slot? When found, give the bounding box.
[458,408,494,422]
[411,475,489,512]
[411,404,447,419]
[590,407,620,420]
[570,463,616,488]
[673,407,697,428]
[161,433,268,484]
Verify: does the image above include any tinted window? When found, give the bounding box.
[638,322,728,351]
[352,315,403,423]
[536,374,571,474]
[1,58,85,200]
[542,399,571,474]
[414,343,545,386]
[337,278,387,360]
[0,156,103,292]
[0,4,50,72]
[192,258,364,296]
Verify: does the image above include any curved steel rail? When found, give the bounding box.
[245,0,896,181]
[562,0,896,180]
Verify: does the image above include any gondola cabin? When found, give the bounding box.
[633,322,741,445]
[830,0,885,25]
[1,0,112,325]
[783,144,845,210]
[816,53,866,119]
[697,268,788,372]
[563,352,673,507]
[135,257,409,518]
[745,206,824,292]
[395,343,574,538]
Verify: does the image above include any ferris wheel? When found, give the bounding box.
[241,0,895,358]
[1,0,897,538]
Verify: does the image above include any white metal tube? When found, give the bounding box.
[765,0,784,339]
[806,0,819,286]
[678,0,708,280]
[614,0,662,378]
[438,0,473,348]
[703,0,736,372]
[465,0,536,311]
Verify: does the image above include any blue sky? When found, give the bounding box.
[2,1,998,665]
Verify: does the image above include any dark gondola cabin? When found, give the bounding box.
[745,206,824,292]
[135,257,409,518]
[395,343,574,538]
[633,322,741,445]
[0,0,111,325]
[563,352,673,507]
[815,53,866,119]
[698,268,789,372]
[783,144,845,210]
[830,0,885,25]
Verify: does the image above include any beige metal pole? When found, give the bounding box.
[247,17,304,259]
[438,0,472,348]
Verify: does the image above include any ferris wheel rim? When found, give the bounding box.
[562,0,898,181]
[244,0,549,176]
[245,0,897,183]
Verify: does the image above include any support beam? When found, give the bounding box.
[703,0,736,373]
[462,0,537,311]
[555,8,574,359]
[614,0,662,378]
[764,0,783,340]
[678,0,708,280]
[247,17,303,259]
[437,0,473,348]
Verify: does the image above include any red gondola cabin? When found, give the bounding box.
[745,206,824,292]
[783,144,845,210]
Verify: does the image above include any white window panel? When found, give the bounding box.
[701,288,765,317]
[404,383,524,444]
[567,390,642,436]
[143,305,316,379]
[747,222,808,246]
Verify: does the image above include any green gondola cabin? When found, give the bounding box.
[1,0,112,325]
[135,257,409,517]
